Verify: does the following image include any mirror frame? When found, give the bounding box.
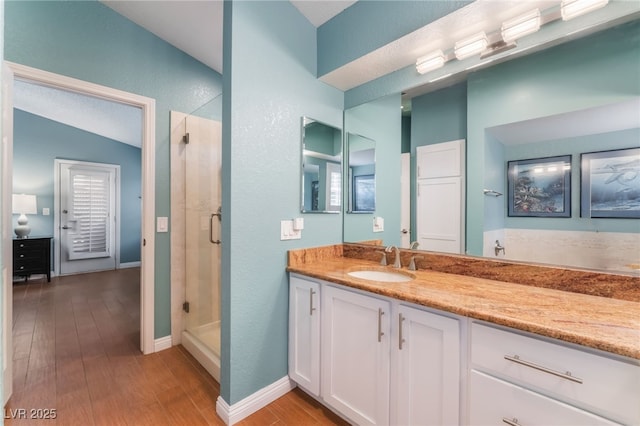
[300,116,343,214]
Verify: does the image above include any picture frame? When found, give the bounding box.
[580,147,640,218]
[507,155,571,217]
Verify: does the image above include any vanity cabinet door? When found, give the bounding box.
[288,275,320,396]
[394,305,460,426]
[321,285,390,425]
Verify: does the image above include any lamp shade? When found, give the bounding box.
[13,194,37,238]
[12,194,37,214]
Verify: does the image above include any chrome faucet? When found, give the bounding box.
[385,245,402,268]
[495,240,505,256]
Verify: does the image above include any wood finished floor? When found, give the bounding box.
[6,269,348,426]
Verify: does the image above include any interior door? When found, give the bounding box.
[57,160,119,275]
[416,140,465,254]
[2,62,15,404]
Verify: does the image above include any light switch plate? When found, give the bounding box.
[42,208,50,216]
[281,220,301,240]
[373,216,384,233]
[157,216,169,233]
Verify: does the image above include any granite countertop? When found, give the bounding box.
[287,244,640,360]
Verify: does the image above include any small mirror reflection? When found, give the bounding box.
[347,133,376,213]
[301,117,342,213]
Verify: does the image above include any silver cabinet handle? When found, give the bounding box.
[504,355,583,384]
[209,213,221,245]
[502,418,520,426]
[309,289,316,316]
[378,308,385,342]
[398,313,406,350]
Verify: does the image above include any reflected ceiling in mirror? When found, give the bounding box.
[301,117,342,213]
[347,132,376,213]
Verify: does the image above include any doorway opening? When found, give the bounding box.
[2,61,156,403]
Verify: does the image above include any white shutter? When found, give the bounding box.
[68,169,111,259]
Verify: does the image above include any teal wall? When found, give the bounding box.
[13,110,142,263]
[344,94,402,245]
[222,1,343,404]
[4,1,223,338]
[304,122,341,156]
[467,20,640,254]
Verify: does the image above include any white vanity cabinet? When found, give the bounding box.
[288,274,462,425]
[393,304,460,426]
[288,275,321,396]
[321,284,391,425]
[469,322,640,426]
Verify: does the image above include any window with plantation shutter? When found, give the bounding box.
[68,169,111,260]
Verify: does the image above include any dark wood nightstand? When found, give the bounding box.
[13,237,52,282]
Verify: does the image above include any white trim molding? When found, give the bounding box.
[216,376,295,425]
[6,61,156,355]
[119,261,141,269]
[154,335,172,352]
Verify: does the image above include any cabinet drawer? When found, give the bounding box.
[471,322,640,425]
[14,250,44,262]
[470,370,620,425]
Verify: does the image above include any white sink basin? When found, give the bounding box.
[347,270,414,283]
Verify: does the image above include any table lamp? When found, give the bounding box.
[12,194,37,238]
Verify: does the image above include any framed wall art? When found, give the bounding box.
[508,155,572,217]
[581,147,640,218]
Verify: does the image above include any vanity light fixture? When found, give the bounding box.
[561,0,609,21]
[416,50,446,74]
[501,9,541,43]
[454,31,489,60]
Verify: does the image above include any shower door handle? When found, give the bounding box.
[209,212,221,245]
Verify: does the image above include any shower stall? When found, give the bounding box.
[171,111,222,382]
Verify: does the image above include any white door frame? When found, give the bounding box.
[4,61,156,355]
[55,159,120,275]
[2,62,15,404]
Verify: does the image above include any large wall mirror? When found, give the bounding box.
[346,133,375,213]
[301,117,342,213]
[342,21,640,275]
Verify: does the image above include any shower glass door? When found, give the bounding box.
[184,115,222,358]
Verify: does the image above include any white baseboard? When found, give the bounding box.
[119,261,141,269]
[154,335,172,352]
[216,376,295,425]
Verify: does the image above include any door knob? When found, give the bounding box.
[401,229,409,234]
